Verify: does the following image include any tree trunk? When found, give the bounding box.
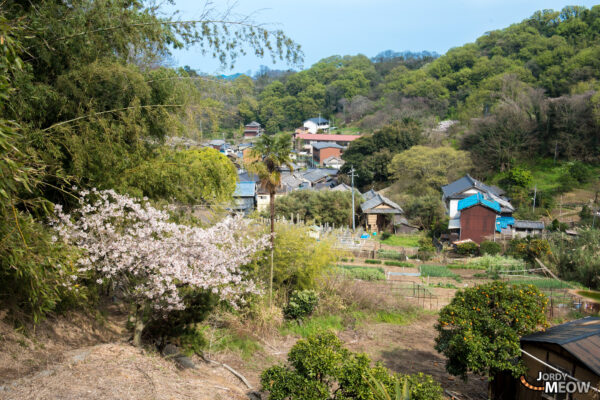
[132,307,145,347]
[269,187,275,308]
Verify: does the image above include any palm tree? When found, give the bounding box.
[248,132,293,307]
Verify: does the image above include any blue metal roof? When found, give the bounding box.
[497,216,515,230]
[457,193,501,213]
[312,142,343,150]
[234,181,256,197]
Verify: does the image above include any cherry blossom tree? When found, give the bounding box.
[51,188,268,346]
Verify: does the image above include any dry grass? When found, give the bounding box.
[318,276,414,315]
[2,343,250,400]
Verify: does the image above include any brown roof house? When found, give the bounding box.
[360,190,404,233]
[492,317,600,400]
[312,142,344,166]
[243,121,263,138]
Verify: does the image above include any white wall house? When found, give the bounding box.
[303,117,329,134]
[441,174,514,231]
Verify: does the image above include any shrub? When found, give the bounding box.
[0,212,88,324]
[479,240,501,255]
[365,259,382,264]
[508,238,551,262]
[283,290,319,320]
[456,241,479,256]
[417,237,435,261]
[568,161,592,183]
[504,167,533,188]
[435,282,547,380]
[381,232,392,240]
[247,223,337,295]
[261,331,443,400]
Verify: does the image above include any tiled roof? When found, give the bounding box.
[312,142,344,150]
[360,193,403,214]
[245,121,261,127]
[521,317,600,375]
[302,168,338,183]
[305,117,329,124]
[514,220,545,230]
[442,174,505,198]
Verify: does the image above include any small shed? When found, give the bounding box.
[514,220,545,238]
[360,191,404,233]
[458,193,500,244]
[493,317,600,400]
[232,181,256,215]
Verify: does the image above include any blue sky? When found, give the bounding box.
[166,1,600,75]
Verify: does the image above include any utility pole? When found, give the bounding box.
[350,166,358,232]
[532,185,537,214]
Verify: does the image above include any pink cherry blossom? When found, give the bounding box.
[50,189,269,314]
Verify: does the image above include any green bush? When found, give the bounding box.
[417,237,435,261]
[380,232,391,240]
[283,290,319,320]
[479,240,501,256]
[435,282,547,380]
[456,242,479,256]
[365,259,382,264]
[261,331,443,400]
[508,238,551,262]
[0,213,88,324]
[568,161,592,184]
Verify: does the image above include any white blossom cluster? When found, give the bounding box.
[51,188,269,313]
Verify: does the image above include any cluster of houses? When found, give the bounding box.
[203,118,549,244]
[241,118,360,169]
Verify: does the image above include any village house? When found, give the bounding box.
[207,139,226,151]
[301,168,338,188]
[303,117,329,134]
[294,132,360,153]
[513,220,546,238]
[442,174,514,231]
[312,142,344,166]
[243,121,263,138]
[360,190,405,233]
[231,181,256,215]
[492,317,600,400]
[457,192,501,244]
[322,155,345,169]
[256,186,289,212]
[441,175,545,243]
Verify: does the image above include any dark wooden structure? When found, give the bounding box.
[492,317,600,400]
[459,204,498,244]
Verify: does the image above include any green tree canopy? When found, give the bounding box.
[435,282,547,381]
[388,146,473,195]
